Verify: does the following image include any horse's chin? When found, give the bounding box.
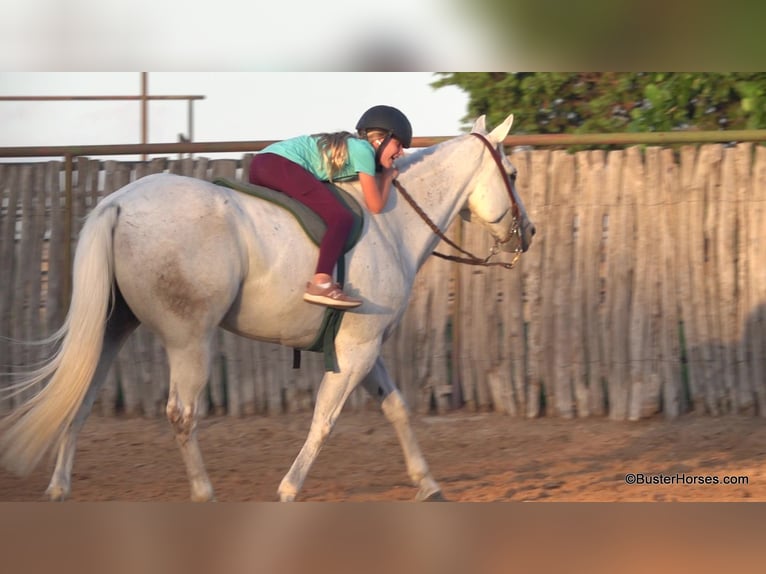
[500,234,523,254]
[497,217,535,254]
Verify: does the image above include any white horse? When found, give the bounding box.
[0,114,534,501]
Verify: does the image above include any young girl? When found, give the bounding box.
[248,105,412,309]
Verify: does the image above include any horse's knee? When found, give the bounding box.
[166,396,181,425]
[166,399,196,443]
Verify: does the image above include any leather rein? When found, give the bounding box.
[392,132,523,270]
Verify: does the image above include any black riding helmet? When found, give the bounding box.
[356,105,413,148]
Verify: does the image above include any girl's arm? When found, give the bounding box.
[358,166,398,213]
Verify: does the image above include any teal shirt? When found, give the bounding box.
[261,135,376,181]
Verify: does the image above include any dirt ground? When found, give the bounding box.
[1,411,764,502]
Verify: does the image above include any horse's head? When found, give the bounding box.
[463,114,536,254]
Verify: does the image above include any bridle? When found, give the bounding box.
[392,132,523,270]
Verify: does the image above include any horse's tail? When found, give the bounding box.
[0,202,120,475]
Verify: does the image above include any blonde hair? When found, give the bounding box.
[359,128,389,144]
[314,131,355,181]
[315,129,390,181]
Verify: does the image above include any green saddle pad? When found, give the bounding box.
[212,177,364,252]
[212,177,364,372]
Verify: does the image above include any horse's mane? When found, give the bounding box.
[396,134,465,173]
[334,134,466,200]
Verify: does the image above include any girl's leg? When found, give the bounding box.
[249,154,360,308]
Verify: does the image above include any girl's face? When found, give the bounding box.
[375,137,404,168]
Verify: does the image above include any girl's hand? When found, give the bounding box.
[383,165,399,180]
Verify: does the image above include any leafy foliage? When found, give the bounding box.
[432,73,766,134]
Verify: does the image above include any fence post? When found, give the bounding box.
[62,153,73,315]
[450,220,464,409]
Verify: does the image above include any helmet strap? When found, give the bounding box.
[374,132,393,172]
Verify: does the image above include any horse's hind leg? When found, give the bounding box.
[361,357,444,501]
[165,339,215,502]
[46,292,139,501]
[45,369,109,501]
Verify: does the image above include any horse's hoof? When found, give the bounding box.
[422,490,448,502]
[45,485,69,502]
[190,485,215,502]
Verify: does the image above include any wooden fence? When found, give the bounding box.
[1,144,765,420]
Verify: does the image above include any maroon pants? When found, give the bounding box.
[249,153,354,276]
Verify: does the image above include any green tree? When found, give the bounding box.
[433,73,766,134]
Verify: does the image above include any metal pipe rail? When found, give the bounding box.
[3,129,766,159]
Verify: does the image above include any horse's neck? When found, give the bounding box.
[390,137,478,270]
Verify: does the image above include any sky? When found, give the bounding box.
[5,0,754,74]
[0,73,471,161]
[2,1,500,71]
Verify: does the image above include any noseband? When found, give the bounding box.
[393,132,523,270]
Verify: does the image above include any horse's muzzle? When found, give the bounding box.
[506,179,535,253]
[521,219,536,252]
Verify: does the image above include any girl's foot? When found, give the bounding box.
[303,282,362,309]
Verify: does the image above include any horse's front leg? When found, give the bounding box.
[277,340,379,502]
[362,357,444,501]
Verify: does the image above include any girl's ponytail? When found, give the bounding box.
[315,131,354,181]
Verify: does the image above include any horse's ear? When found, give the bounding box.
[487,114,514,145]
[471,115,487,134]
